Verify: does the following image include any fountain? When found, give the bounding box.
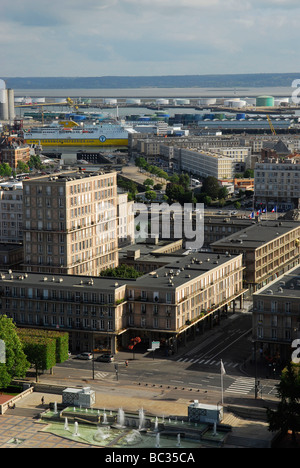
[102,411,108,425]
[124,430,143,446]
[117,408,125,428]
[94,426,111,443]
[41,402,231,448]
[138,408,145,430]
[73,421,80,437]
[64,418,69,431]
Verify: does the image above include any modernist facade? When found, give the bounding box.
[211,220,300,293]
[0,251,246,354]
[22,170,119,276]
[0,181,23,243]
[254,156,300,211]
[253,264,300,364]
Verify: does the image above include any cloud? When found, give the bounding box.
[0,0,299,76]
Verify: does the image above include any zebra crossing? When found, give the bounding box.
[94,371,110,380]
[225,377,255,395]
[176,354,239,370]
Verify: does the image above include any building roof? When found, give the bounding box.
[253,264,300,299]
[133,251,241,290]
[211,220,300,250]
[0,251,241,293]
[0,271,128,292]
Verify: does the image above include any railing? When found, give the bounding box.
[0,386,34,415]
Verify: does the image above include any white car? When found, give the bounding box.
[76,352,93,360]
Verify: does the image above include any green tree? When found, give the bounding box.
[0,315,30,388]
[0,163,12,178]
[145,190,157,202]
[143,178,154,187]
[18,329,69,382]
[135,157,148,170]
[17,161,29,173]
[28,155,43,170]
[201,176,220,200]
[100,264,143,279]
[244,169,254,178]
[218,187,229,200]
[267,362,300,446]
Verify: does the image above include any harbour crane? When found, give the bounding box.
[267,115,276,136]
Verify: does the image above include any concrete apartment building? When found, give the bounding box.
[117,191,135,247]
[180,148,246,179]
[0,181,23,243]
[0,138,31,169]
[203,216,257,247]
[0,251,245,354]
[252,264,300,364]
[254,156,300,211]
[22,170,119,276]
[211,220,300,293]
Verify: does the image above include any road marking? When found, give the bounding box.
[225,378,255,395]
[95,372,109,379]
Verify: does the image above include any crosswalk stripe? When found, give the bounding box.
[225,378,255,395]
[176,356,240,368]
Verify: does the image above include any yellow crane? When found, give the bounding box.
[267,115,276,136]
[66,97,78,111]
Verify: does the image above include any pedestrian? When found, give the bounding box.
[41,396,44,405]
[125,360,128,367]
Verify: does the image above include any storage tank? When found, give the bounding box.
[224,99,246,108]
[174,99,190,105]
[103,98,117,105]
[126,98,141,105]
[198,98,216,106]
[256,96,274,107]
[32,97,46,103]
[7,88,15,120]
[0,88,8,120]
[156,99,169,105]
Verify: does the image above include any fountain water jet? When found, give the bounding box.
[139,408,145,430]
[117,408,125,427]
[73,421,80,437]
[64,418,69,431]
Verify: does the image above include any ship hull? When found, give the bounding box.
[24,138,128,146]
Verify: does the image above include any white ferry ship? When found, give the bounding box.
[22,120,137,147]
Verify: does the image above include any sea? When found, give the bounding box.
[13,86,296,99]
[14,85,300,158]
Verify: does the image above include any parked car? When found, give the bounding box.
[95,354,114,363]
[76,352,93,360]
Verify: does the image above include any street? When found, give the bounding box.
[49,311,279,406]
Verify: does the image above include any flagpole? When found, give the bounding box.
[220,360,225,404]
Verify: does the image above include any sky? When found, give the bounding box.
[1,0,300,77]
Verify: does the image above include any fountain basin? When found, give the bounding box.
[39,405,230,448]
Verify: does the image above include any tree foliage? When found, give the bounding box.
[0,316,30,388]
[100,264,143,279]
[267,362,300,445]
[17,328,69,382]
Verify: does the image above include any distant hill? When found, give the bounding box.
[2,74,300,89]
